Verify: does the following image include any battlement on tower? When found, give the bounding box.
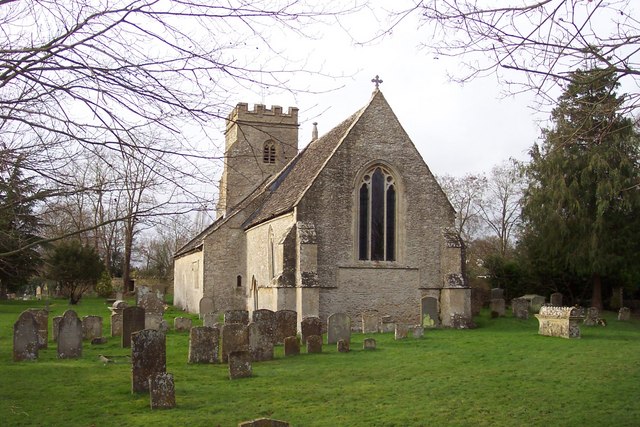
[226,103,299,132]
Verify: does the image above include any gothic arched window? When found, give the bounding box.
[263,141,276,164]
[358,166,396,261]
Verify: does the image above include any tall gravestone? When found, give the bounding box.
[188,326,219,364]
[249,310,275,362]
[421,296,440,327]
[300,316,322,344]
[228,350,252,379]
[149,372,176,409]
[122,306,145,348]
[221,323,249,363]
[224,310,249,325]
[199,297,214,320]
[284,336,300,356]
[327,313,351,344]
[13,310,39,361]
[361,311,379,333]
[131,329,166,393]
[139,294,164,330]
[110,300,128,336]
[306,335,322,353]
[583,307,599,326]
[550,292,563,307]
[512,298,529,320]
[58,310,83,359]
[27,309,49,349]
[394,324,409,340]
[82,315,103,341]
[275,310,297,344]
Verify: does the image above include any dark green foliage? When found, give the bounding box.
[522,67,640,308]
[95,271,113,298]
[0,155,42,295]
[48,240,104,304]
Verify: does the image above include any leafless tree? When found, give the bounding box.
[438,173,487,243]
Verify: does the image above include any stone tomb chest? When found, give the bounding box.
[534,306,585,339]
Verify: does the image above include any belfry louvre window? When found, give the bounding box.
[263,141,276,164]
[358,166,396,261]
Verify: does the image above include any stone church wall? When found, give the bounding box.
[173,251,204,313]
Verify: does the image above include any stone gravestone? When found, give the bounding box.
[203,312,219,328]
[520,294,546,313]
[361,311,379,333]
[512,298,530,320]
[13,310,39,361]
[249,322,274,362]
[327,313,351,345]
[618,307,631,321]
[583,307,599,326]
[52,316,62,342]
[421,296,440,328]
[337,339,349,353]
[395,324,409,340]
[188,326,220,364]
[490,298,506,316]
[275,310,297,344]
[110,300,128,337]
[550,292,563,307]
[306,334,322,354]
[228,350,252,379]
[380,315,396,333]
[221,323,249,363]
[300,316,322,344]
[491,288,504,300]
[174,317,192,332]
[149,372,175,409]
[139,294,164,330]
[27,309,48,349]
[283,336,300,356]
[57,310,83,359]
[224,310,249,325]
[82,315,103,341]
[199,297,214,320]
[363,338,376,350]
[131,329,166,393]
[411,326,424,338]
[122,306,145,348]
[238,418,290,427]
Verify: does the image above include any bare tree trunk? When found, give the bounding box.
[591,273,603,310]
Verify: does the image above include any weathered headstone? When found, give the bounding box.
[82,315,103,341]
[411,325,424,338]
[583,307,599,326]
[203,312,219,328]
[122,306,145,348]
[363,338,376,350]
[131,329,166,393]
[283,336,300,356]
[490,299,505,316]
[520,294,546,313]
[224,310,249,325]
[327,313,351,345]
[275,310,297,344]
[535,306,584,339]
[149,372,175,409]
[491,288,504,300]
[174,317,192,332]
[110,300,128,337]
[228,350,252,379]
[27,309,48,349]
[421,296,440,328]
[394,323,408,340]
[248,321,274,362]
[306,334,322,354]
[57,310,83,359]
[52,316,62,342]
[550,292,563,307]
[361,311,379,333]
[450,313,475,329]
[199,297,214,320]
[221,323,249,363]
[380,315,396,333]
[512,298,530,320]
[618,307,631,321]
[188,326,220,364]
[13,311,39,361]
[337,339,350,353]
[238,418,290,427]
[139,294,164,330]
[300,316,322,344]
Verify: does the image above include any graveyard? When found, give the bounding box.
[1,297,639,426]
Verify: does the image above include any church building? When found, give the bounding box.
[173,87,471,329]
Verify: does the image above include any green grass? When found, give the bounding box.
[1,298,639,426]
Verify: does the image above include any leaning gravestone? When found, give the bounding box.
[13,310,39,361]
[283,336,300,356]
[327,313,351,345]
[224,310,249,325]
[52,316,62,342]
[82,315,103,341]
[149,372,175,409]
[248,321,274,362]
[27,309,48,349]
[300,316,322,344]
[139,294,164,330]
[550,292,563,307]
[221,323,249,363]
[188,326,220,364]
[421,296,440,328]
[512,298,530,320]
[361,311,379,333]
[275,310,297,344]
[131,329,166,393]
[618,307,631,321]
[228,350,252,379]
[174,317,192,332]
[58,310,83,359]
[110,300,128,337]
[122,306,145,348]
[306,334,322,354]
[199,297,214,320]
[583,307,599,326]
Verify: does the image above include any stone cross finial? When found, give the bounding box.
[371,75,383,89]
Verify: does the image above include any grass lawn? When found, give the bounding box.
[1,297,639,427]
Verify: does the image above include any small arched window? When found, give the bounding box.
[236,275,242,288]
[263,141,276,164]
[358,166,396,261]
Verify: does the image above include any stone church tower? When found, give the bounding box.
[216,103,299,218]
